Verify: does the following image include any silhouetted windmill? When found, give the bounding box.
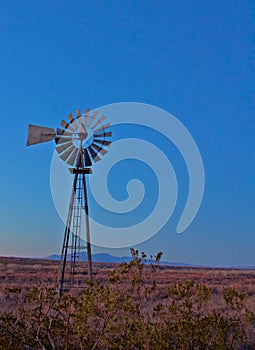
[26,108,111,292]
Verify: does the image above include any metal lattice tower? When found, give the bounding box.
[26,108,111,293]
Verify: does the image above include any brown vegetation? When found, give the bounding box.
[0,255,254,306]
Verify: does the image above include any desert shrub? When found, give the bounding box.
[0,251,254,349]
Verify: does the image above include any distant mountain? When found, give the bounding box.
[44,252,193,267]
[43,253,255,269]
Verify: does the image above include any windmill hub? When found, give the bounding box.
[79,127,94,146]
[78,131,88,141]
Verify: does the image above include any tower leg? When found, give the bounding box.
[82,173,92,281]
[56,173,78,293]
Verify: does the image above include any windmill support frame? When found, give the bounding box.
[56,167,93,294]
[26,108,112,294]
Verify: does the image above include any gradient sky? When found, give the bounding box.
[0,0,254,266]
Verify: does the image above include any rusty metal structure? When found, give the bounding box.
[26,108,111,292]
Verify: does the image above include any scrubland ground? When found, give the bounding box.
[0,255,254,349]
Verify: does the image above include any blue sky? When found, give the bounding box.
[0,0,254,266]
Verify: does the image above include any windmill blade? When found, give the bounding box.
[94,131,112,138]
[55,136,73,145]
[67,113,79,129]
[93,122,110,133]
[56,141,73,154]
[76,109,81,118]
[67,147,79,166]
[93,138,112,147]
[76,112,87,135]
[61,119,75,132]
[93,154,101,162]
[87,146,99,161]
[59,145,75,162]
[91,115,106,130]
[84,108,90,126]
[79,123,88,138]
[77,116,83,128]
[87,110,98,127]
[83,148,92,167]
[98,148,108,157]
[26,124,56,146]
[91,143,108,156]
[57,128,72,136]
[76,109,83,129]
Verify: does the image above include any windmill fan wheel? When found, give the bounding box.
[55,108,112,167]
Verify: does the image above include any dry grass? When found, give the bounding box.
[0,256,254,312]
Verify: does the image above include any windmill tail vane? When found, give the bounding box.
[26,108,112,293]
[26,124,56,146]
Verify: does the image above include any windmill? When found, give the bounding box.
[26,108,111,292]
